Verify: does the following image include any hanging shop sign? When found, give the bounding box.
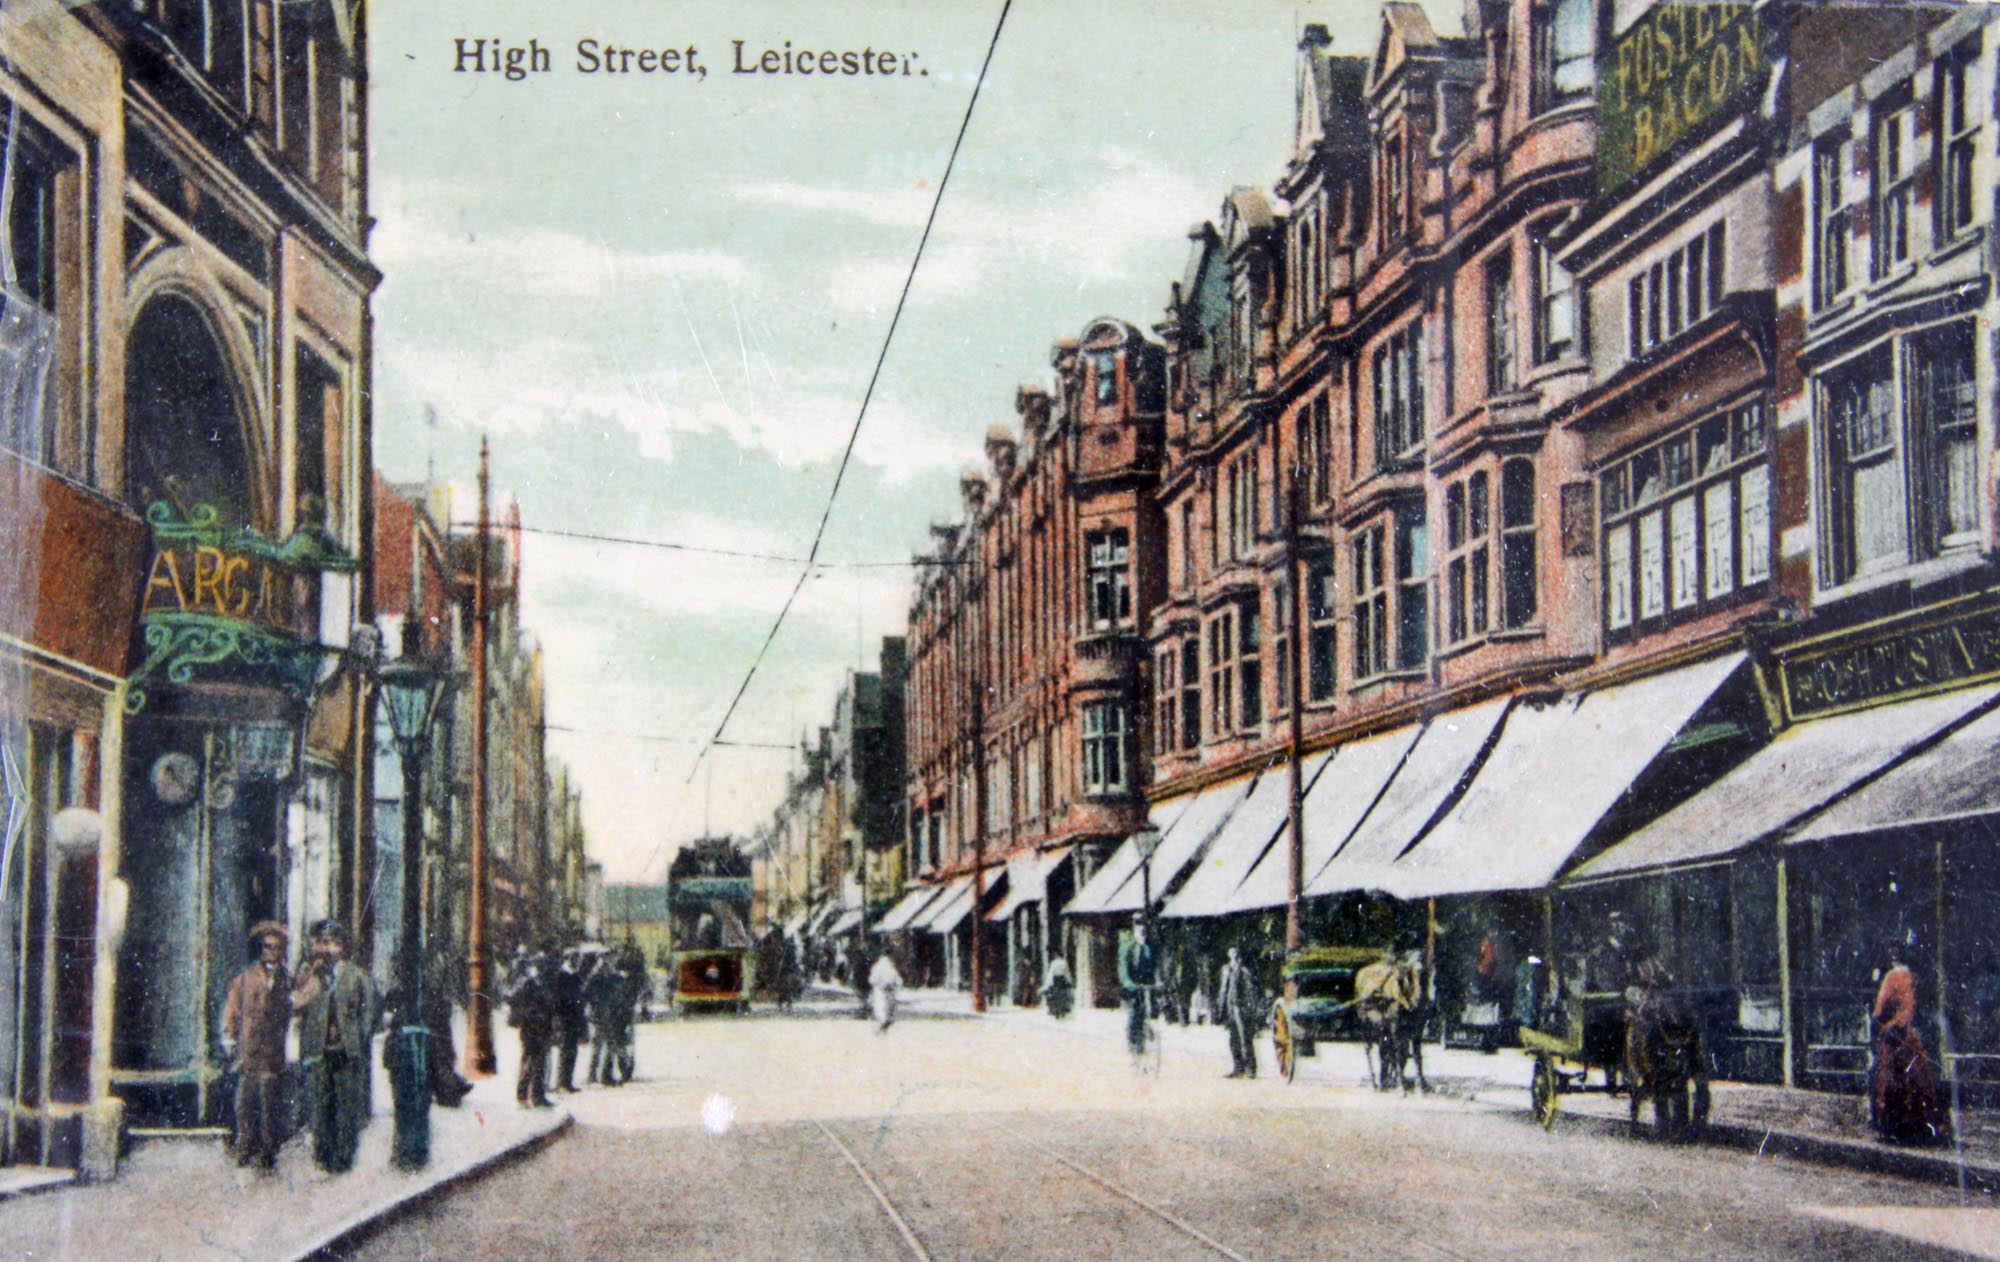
[1779,598,2000,722]
[1598,2,1769,196]
[125,502,358,713]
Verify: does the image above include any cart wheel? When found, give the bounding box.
[1274,1009,1297,1084]
[1530,1055,1560,1130]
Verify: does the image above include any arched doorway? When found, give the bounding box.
[113,294,283,1128]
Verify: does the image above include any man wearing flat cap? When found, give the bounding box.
[293,918,377,1174]
[221,920,293,1174]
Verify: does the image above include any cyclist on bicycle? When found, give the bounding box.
[1118,913,1159,1062]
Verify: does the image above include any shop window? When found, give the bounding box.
[1500,459,1537,629]
[1443,474,1489,647]
[1813,135,1853,307]
[1871,85,1914,278]
[1179,638,1201,749]
[1533,0,1595,113]
[1935,45,1981,242]
[1534,236,1576,363]
[1372,321,1425,465]
[1627,225,1724,358]
[1486,254,1515,395]
[1306,556,1337,702]
[1353,525,1388,680]
[1085,528,1131,630]
[1080,708,1128,796]
[1155,648,1177,757]
[1601,400,1770,636]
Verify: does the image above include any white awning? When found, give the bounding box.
[825,908,864,937]
[1065,794,1198,915]
[1088,776,1255,916]
[1573,680,1998,883]
[874,884,947,934]
[1225,726,1421,914]
[1395,652,1748,897]
[1308,697,1510,899]
[985,846,1075,922]
[909,876,973,932]
[1162,755,1330,919]
[1790,701,2000,844]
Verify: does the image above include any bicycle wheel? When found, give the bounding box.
[1142,1019,1163,1075]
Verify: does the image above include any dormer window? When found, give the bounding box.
[1533,0,1595,113]
[1091,351,1119,406]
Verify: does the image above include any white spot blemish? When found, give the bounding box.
[702,1092,736,1136]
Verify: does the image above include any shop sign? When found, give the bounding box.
[1779,601,2000,721]
[125,502,359,713]
[1598,3,1768,196]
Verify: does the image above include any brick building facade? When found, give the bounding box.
[882,0,2000,1100]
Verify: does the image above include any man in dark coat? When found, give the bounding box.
[506,953,555,1107]
[552,951,590,1092]
[587,956,637,1085]
[1219,945,1261,1078]
[221,921,292,1173]
[292,919,376,1174]
[1117,916,1159,1060]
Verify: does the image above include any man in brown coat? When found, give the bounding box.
[221,921,292,1172]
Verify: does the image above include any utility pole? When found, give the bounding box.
[465,437,497,1076]
[1285,460,1308,976]
[969,581,988,1014]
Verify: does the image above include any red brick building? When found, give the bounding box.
[895,320,1166,1005]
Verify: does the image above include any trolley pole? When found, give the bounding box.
[465,437,497,1076]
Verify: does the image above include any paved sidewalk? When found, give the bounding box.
[910,985,2000,1191]
[0,1019,569,1262]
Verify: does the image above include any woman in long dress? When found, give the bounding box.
[1871,944,1953,1146]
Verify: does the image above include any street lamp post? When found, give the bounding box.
[1133,828,1162,933]
[379,647,446,1171]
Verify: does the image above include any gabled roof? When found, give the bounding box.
[1369,2,1442,97]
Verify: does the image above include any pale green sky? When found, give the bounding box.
[367,0,1420,882]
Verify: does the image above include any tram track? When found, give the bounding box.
[814,1118,938,1262]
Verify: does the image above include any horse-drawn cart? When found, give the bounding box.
[1522,986,1710,1135]
[1270,945,1393,1084]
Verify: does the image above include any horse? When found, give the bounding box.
[1353,952,1432,1094]
[1622,982,1709,1137]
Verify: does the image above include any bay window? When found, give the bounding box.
[1353,526,1388,680]
[1086,528,1131,629]
[1081,703,1129,795]
[1395,509,1429,669]
[1601,400,1771,636]
[1373,321,1425,464]
[1180,638,1202,749]
[1307,556,1338,702]
[1155,648,1178,757]
[1500,459,1538,628]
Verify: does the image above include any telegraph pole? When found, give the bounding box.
[1285,465,1308,969]
[465,437,497,1075]
[969,618,988,1015]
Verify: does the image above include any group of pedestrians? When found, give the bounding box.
[1112,917,1267,1078]
[219,918,380,1182]
[503,944,646,1108]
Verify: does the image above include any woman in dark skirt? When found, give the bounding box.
[1871,941,1953,1147]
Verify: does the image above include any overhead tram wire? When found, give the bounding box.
[676,0,1015,803]
[542,724,794,751]
[446,520,964,568]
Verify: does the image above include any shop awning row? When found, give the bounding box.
[1062,650,1750,917]
[986,846,1075,922]
[1570,681,2000,884]
[874,884,947,934]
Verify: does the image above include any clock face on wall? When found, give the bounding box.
[150,752,201,806]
